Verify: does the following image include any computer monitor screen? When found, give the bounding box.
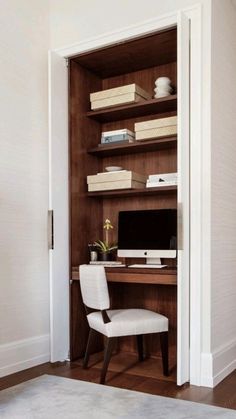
[118,209,177,259]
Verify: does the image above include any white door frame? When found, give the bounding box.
[49,4,202,386]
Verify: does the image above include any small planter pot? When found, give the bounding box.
[99,252,112,262]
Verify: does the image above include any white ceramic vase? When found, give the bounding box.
[154,77,172,98]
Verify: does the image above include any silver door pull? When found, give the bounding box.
[48,210,54,250]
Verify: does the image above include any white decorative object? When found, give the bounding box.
[105,166,123,172]
[154,77,173,98]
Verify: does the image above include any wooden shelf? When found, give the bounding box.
[88,135,177,157]
[86,95,177,123]
[87,185,177,198]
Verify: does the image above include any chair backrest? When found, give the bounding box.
[79,265,110,310]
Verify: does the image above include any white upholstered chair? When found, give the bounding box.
[79,264,169,384]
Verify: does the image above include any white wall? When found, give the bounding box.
[0,0,50,376]
[49,0,211,49]
[211,0,236,386]
[1,0,225,384]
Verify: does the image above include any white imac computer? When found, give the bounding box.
[117,209,177,267]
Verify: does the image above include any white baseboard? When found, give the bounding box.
[212,338,236,387]
[200,339,236,388]
[0,334,50,378]
[200,352,213,387]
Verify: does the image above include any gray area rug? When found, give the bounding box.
[0,374,236,419]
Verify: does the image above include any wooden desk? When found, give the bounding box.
[72,266,177,285]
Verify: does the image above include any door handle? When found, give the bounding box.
[48,210,54,249]
[177,203,183,250]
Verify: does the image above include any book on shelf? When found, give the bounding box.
[88,179,146,192]
[96,170,127,175]
[101,134,135,144]
[146,181,177,188]
[146,172,178,188]
[134,116,177,132]
[148,172,178,181]
[135,125,177,141]
[91,92,148,110]
[90,83,151,102]
[87,170,147,184]
[98,140,133,147]
[102,128,135,137]
[89,261,123,265]
[101,128,135,144]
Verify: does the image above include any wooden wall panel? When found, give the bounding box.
[69,61,103,359]
[69,61,103,268]
[69,32,178,373]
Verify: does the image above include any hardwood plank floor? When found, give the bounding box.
[1,359,236,411]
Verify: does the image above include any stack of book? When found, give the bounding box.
[100,129,135,146]
[89,261,126,267]
[90,83,151,110]
[134,116,177,141]
[146,172,178,188]
[87,170,147,192]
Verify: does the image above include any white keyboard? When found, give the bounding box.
[128,264,167,269]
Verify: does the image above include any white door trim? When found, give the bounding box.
[48,3,202,385]
[177,10,190,385]
[48,51,70,362]
[188,5,202,386]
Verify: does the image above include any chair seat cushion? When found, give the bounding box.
[87,308,168,338]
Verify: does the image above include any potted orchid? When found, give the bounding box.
[94,219,117,261]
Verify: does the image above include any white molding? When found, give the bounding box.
[53,4,201,59]
[212,339,236,387]
[177,10,190,385]
[201,339,236,387]
[188,4,202,387]
[54,13,177,58]
[48,50,70,363]
[0,335,50,378]
[201,352,213,387]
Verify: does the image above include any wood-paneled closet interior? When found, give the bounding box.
[69,27,178,382]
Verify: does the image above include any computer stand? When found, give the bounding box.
[146,257,162,265]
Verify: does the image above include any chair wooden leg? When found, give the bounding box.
[160,331,169,376]
[100,337,116,384]
[83,328,97,369]
[136,335,144,362]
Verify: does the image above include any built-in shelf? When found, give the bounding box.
[88,135,177,157]
[86,95,177,123]
[87,185,177,198]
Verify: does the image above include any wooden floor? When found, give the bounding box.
[1,355,236,411]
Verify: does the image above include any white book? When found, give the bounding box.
[135,116,177,132]
[87,171,147,184]
[135,125,177,141]
[102,129,135,137]
[88,179,145,192]
[97,170,127,175]
[146,181,178,188]
[89,261,123,265]
[91,93,146,110]
[148,172,178,181]
[90,83,150,101]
